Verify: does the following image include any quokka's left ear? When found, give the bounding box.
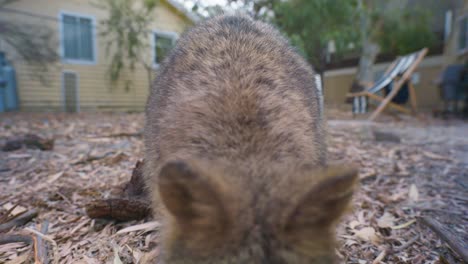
[158,160,235,248]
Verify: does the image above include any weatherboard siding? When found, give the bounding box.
[3,0,191,112]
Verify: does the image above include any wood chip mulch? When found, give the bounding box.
[0,111,467,263]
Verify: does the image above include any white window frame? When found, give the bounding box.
[151,30,178,68]
[457,14,468,55]
[444,10,453,42]
[59,11,98,65]
[61,70,80,113]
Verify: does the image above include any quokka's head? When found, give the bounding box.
[155,160,358,264]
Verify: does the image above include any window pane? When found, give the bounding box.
[79,18,93,60]
[63,15,79,59]
[62,14,94,61]
[154,34,174,64]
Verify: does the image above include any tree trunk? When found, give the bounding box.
[348,0,380,111]
[355,0,380,88]
[356,39,380,87]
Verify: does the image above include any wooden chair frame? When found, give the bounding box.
[347,48,428,121]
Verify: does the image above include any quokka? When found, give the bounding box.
[144,14,358,264]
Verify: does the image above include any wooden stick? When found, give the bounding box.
[366,93,411,114]
[369,48,428,121]
[408,81,418,114]
[0,209,38,232]
[346,92,411,114]
[1,134,54,151]
[97,132,142,138]
[0,234,33,245]
[372,249,386,264]
[85,198,151,221]
[418,216,468,262]
[391,234,420,253]
[35,221,49,264]
[72,152,115,165]
[25,227,59,264]
[0,204,19,223]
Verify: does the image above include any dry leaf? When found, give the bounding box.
[377,212,396,228]
[390,189,407,202]
[344,238,358,247]
[113,245,123,264]
[47,171,64,184]
[372,249,386,264]
[422,151,454,162]
[391,219,416,230]
[354,227,379,244]
[115,221,161,235]
[7,154,32,159]
[409,184,419,202]
[140,247,160,264]
[2,203,27,216]
[5,252,31,264]
[357,211,366,225]
[349,220,361,229]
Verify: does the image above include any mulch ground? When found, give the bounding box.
[0,110,467,263]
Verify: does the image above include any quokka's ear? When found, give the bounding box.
[282,165,359,235]
[158,160,232,246]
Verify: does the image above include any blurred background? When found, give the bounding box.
[1,2,468,263]
[0,0,467,117]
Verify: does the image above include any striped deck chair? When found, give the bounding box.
[347,48,428,121]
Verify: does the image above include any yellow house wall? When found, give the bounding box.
[2,0,192,112]
[323,55,445,111]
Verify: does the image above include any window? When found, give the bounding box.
[153,31,177,67]
[459,15,468,53]
[60,12,96,63]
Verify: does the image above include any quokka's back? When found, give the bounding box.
[144,14,358,264]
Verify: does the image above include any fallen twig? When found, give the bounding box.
[418,216,468,262]
[0,204,19,223]
[372,249,386,264]
[35,221,49,264]
[421,151,454,162]
[114,221,161,236]
[69,218,90,235]
[392,234,420,253]
[0,209,38,232]
[72,152,115,165]
[415,208,468,221]
[95,132,143,138]
[25,227,59,264]
[0,234,33,245]
[2,134,54,151]
[373,130,401,143]
[85,198,151,221]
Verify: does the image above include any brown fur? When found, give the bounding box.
[144,14,358,264]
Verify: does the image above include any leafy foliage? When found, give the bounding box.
[378,8,435,54]
[0,0,59,83]
[95,0,158,85]
[213,0,436,75]
[273,0,356,71]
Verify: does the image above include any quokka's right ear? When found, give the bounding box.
[158,160,233,249]
[283,165,358,236]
